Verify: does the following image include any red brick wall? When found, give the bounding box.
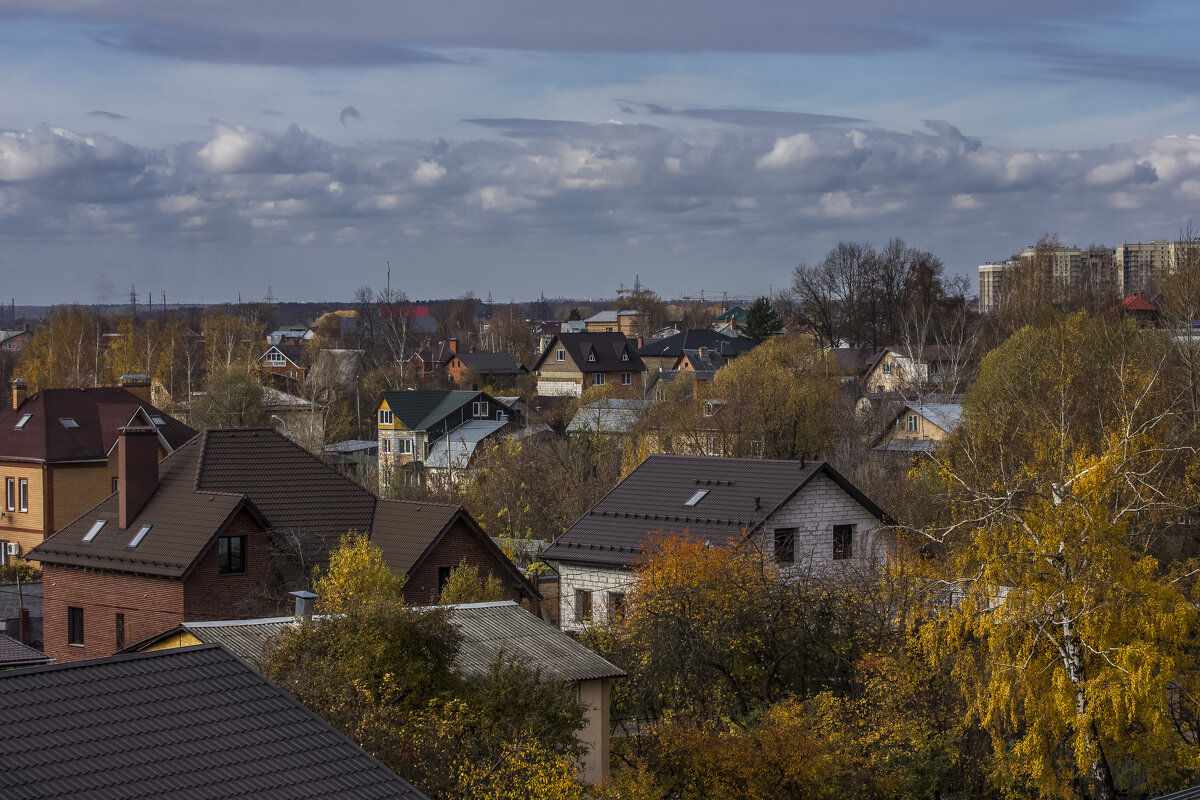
[403,519,527,606]
[183,511,276,621]
[42,564,183,663]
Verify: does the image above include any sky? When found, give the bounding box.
[3,1,1200,305]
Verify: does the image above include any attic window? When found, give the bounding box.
[14,413,31,430]
[684,489,709,507]
[149,415,167,426]
[128,524,152,548]
[621,352,629,361]
[59,417,80,430]
[587,352,596,362]
[81,520,106,544]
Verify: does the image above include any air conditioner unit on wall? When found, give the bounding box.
[5,542,19,556]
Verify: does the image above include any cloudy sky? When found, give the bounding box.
[3,1,1200,304]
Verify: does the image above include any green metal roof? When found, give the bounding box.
[380,390,481,431]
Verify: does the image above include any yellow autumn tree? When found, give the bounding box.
[918,314,1200,799]
[16,305,106,390]
[314,531,405,614]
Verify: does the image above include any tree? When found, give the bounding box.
[566,308,583,322]
[439,559,504,605]
[189,367,269,429]
[742,296,782,343]
[315,531,406,613]
[16,305,106,390]
[202,306,263,373]
[915,314,1200,799]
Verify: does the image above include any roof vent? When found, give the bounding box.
[290,590,318,622]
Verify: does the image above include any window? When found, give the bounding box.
[472,401,489,418]
[556,348,565,362]
[703,400,715,417]
[622,372,631,385]
[605,326,613,332]
[112,477,119,494]
[833,524,854,560]
[593,373,605,385]
[587,352,596,362]
[115,613,125,651]
[574,589,593,623]
[706,436,718,456]
[774,528,796,564]
[684,489,709,506]
[0,540,7,566]
[497,412,509,423]
[82,520,106,544]
[14,413,31,430]
[218,536,246,575]
[149,415,167,426]
[607,592,626,622]
[68,606,84,645]
[59,417,80,430]
[907,414,918,432]
[18,479,27,513]
[438,566,453,591]
[378,409,393,426]
[128,524,152,549]
[397,437,413,455]
[267,351,286,365]
[621,351,629,362]
[929,361,941,376]
[380,437,392,455]
[4,478,12,512]
[751,439,764,457]
[882,362,892,376]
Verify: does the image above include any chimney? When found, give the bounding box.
[468,346,475,354]
[698,346,709,359]
[448,338,458,354]
[119,374,152,405]
[118,425,159,529]
[290,590,317,622]
[11,378,27,410]
[636,335,644,348]
[754,496,760,511]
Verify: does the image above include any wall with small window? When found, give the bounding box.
[183,510,275,621]
[555,562,630,633]
[758,471,883,569]
[401,517,530,608]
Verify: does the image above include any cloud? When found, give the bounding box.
[339,106,362,126]
[87,110,128,120]
[412,160,446,186]
[622,101,865,129]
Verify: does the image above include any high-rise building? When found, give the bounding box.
[978,263,1009,313]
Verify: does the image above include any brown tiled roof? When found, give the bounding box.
[453,351,526,375]
[0,387,195,463]
[532,332,645,374]
[543,454,887,567]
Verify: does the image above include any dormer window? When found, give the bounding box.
[82,520,106,544]
[14,413,31,430]
[587,352,596,362]
[379,409,393,426]
[128,524,152,548]
[59,417,80,430]
[621,351,629,361]
[556,349,565,362]
[684,489,709,506]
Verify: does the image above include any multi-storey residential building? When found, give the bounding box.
[977,263,1010,313]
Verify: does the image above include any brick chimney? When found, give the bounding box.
[698,346,709,359]
[11,378,27,410]
[118,425,159,529]
[119,374,152,405]
[448,338,458,354]
[636,335,644,348]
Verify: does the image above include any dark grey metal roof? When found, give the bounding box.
[0,633,50,668]
[448,601,624,682]
[637,329,755,359]
[182,617,296,665]
[543,454,887,567]
[0,644,429,800]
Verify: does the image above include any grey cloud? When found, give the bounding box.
[87,110,128,120]
[340,106,362,126]
[623,101,865,129]
[0,0,1142,61]
[1023,48,1200,92]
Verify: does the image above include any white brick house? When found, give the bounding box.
[542,455,891,632]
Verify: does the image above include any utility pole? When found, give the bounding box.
[129,284,137,318]
[386,261,391,299]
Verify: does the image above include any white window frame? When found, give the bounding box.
[622,372,632,385]
[473,401,489,418]
[18,479,27,513]
[621,351,629,362]
[587,352,596,362]
[593,373,605,386]
[882,361,892,376]
[907,414,918,432]
[380,437,392,455]
[379,409,393,426]
[4,478,13,512]
[267,351,287,366]
[397,437,414,455]
[556,348,565,362]
[706,436,718,456]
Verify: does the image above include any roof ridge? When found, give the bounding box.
[0,642,227,679]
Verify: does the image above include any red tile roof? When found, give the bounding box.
[1121,295,1158,312]
[0,388,195,463]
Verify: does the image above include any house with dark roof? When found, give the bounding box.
[671,345,733,379]
[376,389,523,488]
[0,376,195,562]
[0,632,50,668]
[445,348,528,388]
[26,427,540,663]
[543,455,890,631]
[130,600,624,783]
[637,328,755,372]
[260,343,308,381]
[0,644,431,799]
[532,332,646,397]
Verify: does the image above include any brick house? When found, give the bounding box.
[532,332,646,397]
[444,349,528,388]
[0,375,195,563]
[28,427,539,663]
[260,343,307,381]
[543,455,890,631]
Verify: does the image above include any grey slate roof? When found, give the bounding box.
[453,351,526,376]
[179,616,297,665]
[0,633,50,668]
[909,403,963,434]
[543,455,888,567]
[637,329,755,360]
[0,644,429,800]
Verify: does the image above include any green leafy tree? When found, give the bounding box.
[439,559,505,605]
[742,296,782,343]
[189,366,269,429]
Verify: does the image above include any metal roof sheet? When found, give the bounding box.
[424,419,508,469]
[0,644,429,800]
[0,633,51,668]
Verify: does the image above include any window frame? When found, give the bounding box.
[68,606,84,646]
[556,348,565,362]
[706,436,718,456]
[607,591,626,622]
[115,613,125,651]
[4,478,12,512]
[833,524,854,560]
[622,372,632,385]
[472,401,489,418]
[574,589,593,623]
[774,527,796,564]
[18,479,27,513]
[378,408,393,426]
[397,436,413,455]
[907,414,918,432]
[593,373,605,386]
[218,535,247,575]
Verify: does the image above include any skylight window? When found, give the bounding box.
[14,413,31,430]
[128,524,152,548]
[684,489,709,507]
[59,417,80,430]
[149,415,167,426]
[82,520,106,543]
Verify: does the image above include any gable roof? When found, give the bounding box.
[638,329,755,360]
[0,644,429,800]
[0,387,195,463]
[0,632,51,668]
[566,398,646,434]
[262,343,306,366]
[543,455,888,567]
[908,403,963,433]
[864,344,972,378]
[380,389,486,431]
[532,332,646,373]
[452,350,527,375]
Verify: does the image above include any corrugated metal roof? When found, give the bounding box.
[910,403,963,433]
[566,399,645,434]
[183,617,297,664]
[424,419,508,469]
[1151,786,1200,800]
[0,644,429,800]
